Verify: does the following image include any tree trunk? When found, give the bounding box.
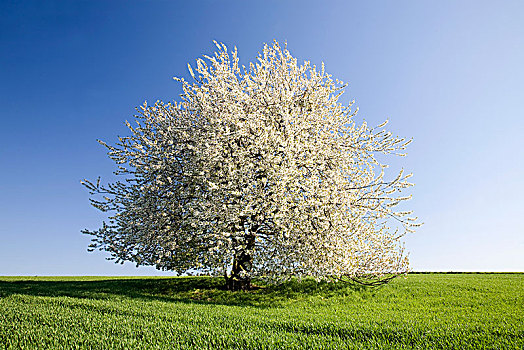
[224,232,255,291]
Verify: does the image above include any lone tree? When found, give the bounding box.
[82,41,420,290]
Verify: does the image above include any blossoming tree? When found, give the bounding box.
[82,41,420,290]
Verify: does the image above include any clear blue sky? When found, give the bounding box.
[1,0,523,275]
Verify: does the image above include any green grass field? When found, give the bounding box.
[0,274,522,349]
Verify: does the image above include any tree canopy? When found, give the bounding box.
[82,41,420,290]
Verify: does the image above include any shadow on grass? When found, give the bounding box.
[0,277,370,307]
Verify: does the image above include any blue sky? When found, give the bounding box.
[1,0,522,275]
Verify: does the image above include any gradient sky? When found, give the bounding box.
[1,0,523,276]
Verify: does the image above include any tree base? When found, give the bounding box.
[224,275,252,291]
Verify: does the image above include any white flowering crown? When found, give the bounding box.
[82,41,420,285]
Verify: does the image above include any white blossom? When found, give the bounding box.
[82,41,420,288]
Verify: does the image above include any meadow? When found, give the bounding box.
[0,273,522,349]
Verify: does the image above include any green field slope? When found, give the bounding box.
[0,274,522,349]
